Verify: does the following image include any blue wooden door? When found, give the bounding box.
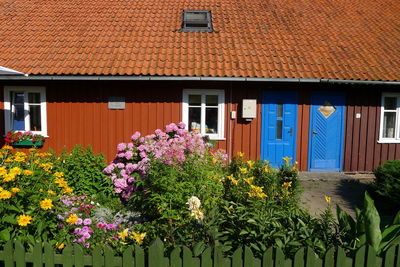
[309,92,345,171]
[261,91,297,168]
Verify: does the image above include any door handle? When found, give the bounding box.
[312,130,317,135]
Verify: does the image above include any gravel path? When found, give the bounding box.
[299,172,373,218]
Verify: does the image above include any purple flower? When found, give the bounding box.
[106,223,117,230]
[76,218,83,225]
[83,218,92,225]
[84,243,90,248]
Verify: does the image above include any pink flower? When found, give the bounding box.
[178,122,186,129]
[131,132,141,141]
[83,218,92,225]
[117,143,127,151]
[75,218,83,225]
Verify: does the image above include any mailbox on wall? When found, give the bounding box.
[242,99,257,121]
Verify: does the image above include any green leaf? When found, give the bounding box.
[2,215,15,224]
[0,229,10,241]
[393,211,400,225]
[336,204,356,233]
[193,242,206,256]
[378,225,400,254]
[363,192,382,252]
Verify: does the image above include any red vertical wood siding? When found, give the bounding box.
[343,86,400,172]
[1,81,397,172]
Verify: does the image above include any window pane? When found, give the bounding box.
[189,107,201,133]
[28,93,40,104]
[186,12,207,21]
[29,105,42,131]
[277,103,283,118]
[383,112,396,138]
[276,120,283,140]
[206,108,218,134]
[384,97,397,110]
[14,92,24,104]
[189,95,201,106]
[13,104,25,130]
[206,95,218,106]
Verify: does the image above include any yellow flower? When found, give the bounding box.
[14,156,26,162]
[4,157,14,163]
[54,172,64,178]
[23,170,34,176]
[66,213,79,224]
[118,229,129,240]
[262,165,270,173]
[244,177,254,185]
[56,242,65,249]
[29,148,37,153]
[0,167,7,177]
[239,167,248,174]
[2,145,13,150]
[0,190,12,199]
[246,160,255,168]
[282,156,292,164]
[3,173,16,182]
[212,158,218,164]
[237,152,244,158]
[47,190,56,196]
[40,198,53,210]
[324,195,331,204]
[131,232,146,245]
[11,187,20,193]
[282,182,292,189]
[248,185,267,199]
[63,187,73,194]
[10,167,22,175]
[18,214,32,226]
[231,178,239,185]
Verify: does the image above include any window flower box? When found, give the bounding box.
[5,131,45,148]
[11,140,44,147]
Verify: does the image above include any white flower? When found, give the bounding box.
[191,209,204,222]
[186,196,201,211]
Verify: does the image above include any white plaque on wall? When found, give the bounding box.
[108,97,126,109]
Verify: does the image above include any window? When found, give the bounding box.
[181,10,213,32]
[182,89,225,140]
[4,86,47,136]
[379,93,400,143]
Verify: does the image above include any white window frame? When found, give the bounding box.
[182,89,225,140]
[378,92,400,143]
[4,86,48,137]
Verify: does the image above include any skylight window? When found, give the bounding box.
[181,10,213,32]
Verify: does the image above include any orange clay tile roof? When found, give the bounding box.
[0,0,399,81]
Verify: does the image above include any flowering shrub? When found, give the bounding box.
[104,122,213,201]
[224,154,299,207]
[0,144,148,250]
[0,146,73,245]
[55,195,146,249]
[5,131,45,144]
[104,123,226,248]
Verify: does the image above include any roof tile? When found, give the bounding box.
[0,0,399,80]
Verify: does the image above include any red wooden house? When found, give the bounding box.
[0,0,399,172]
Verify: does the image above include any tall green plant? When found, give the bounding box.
[337,192,400,255]
[53,145,115,199]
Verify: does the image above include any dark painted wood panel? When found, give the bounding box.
[343,86,400,172]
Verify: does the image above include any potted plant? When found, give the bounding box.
[5,131,45,147]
